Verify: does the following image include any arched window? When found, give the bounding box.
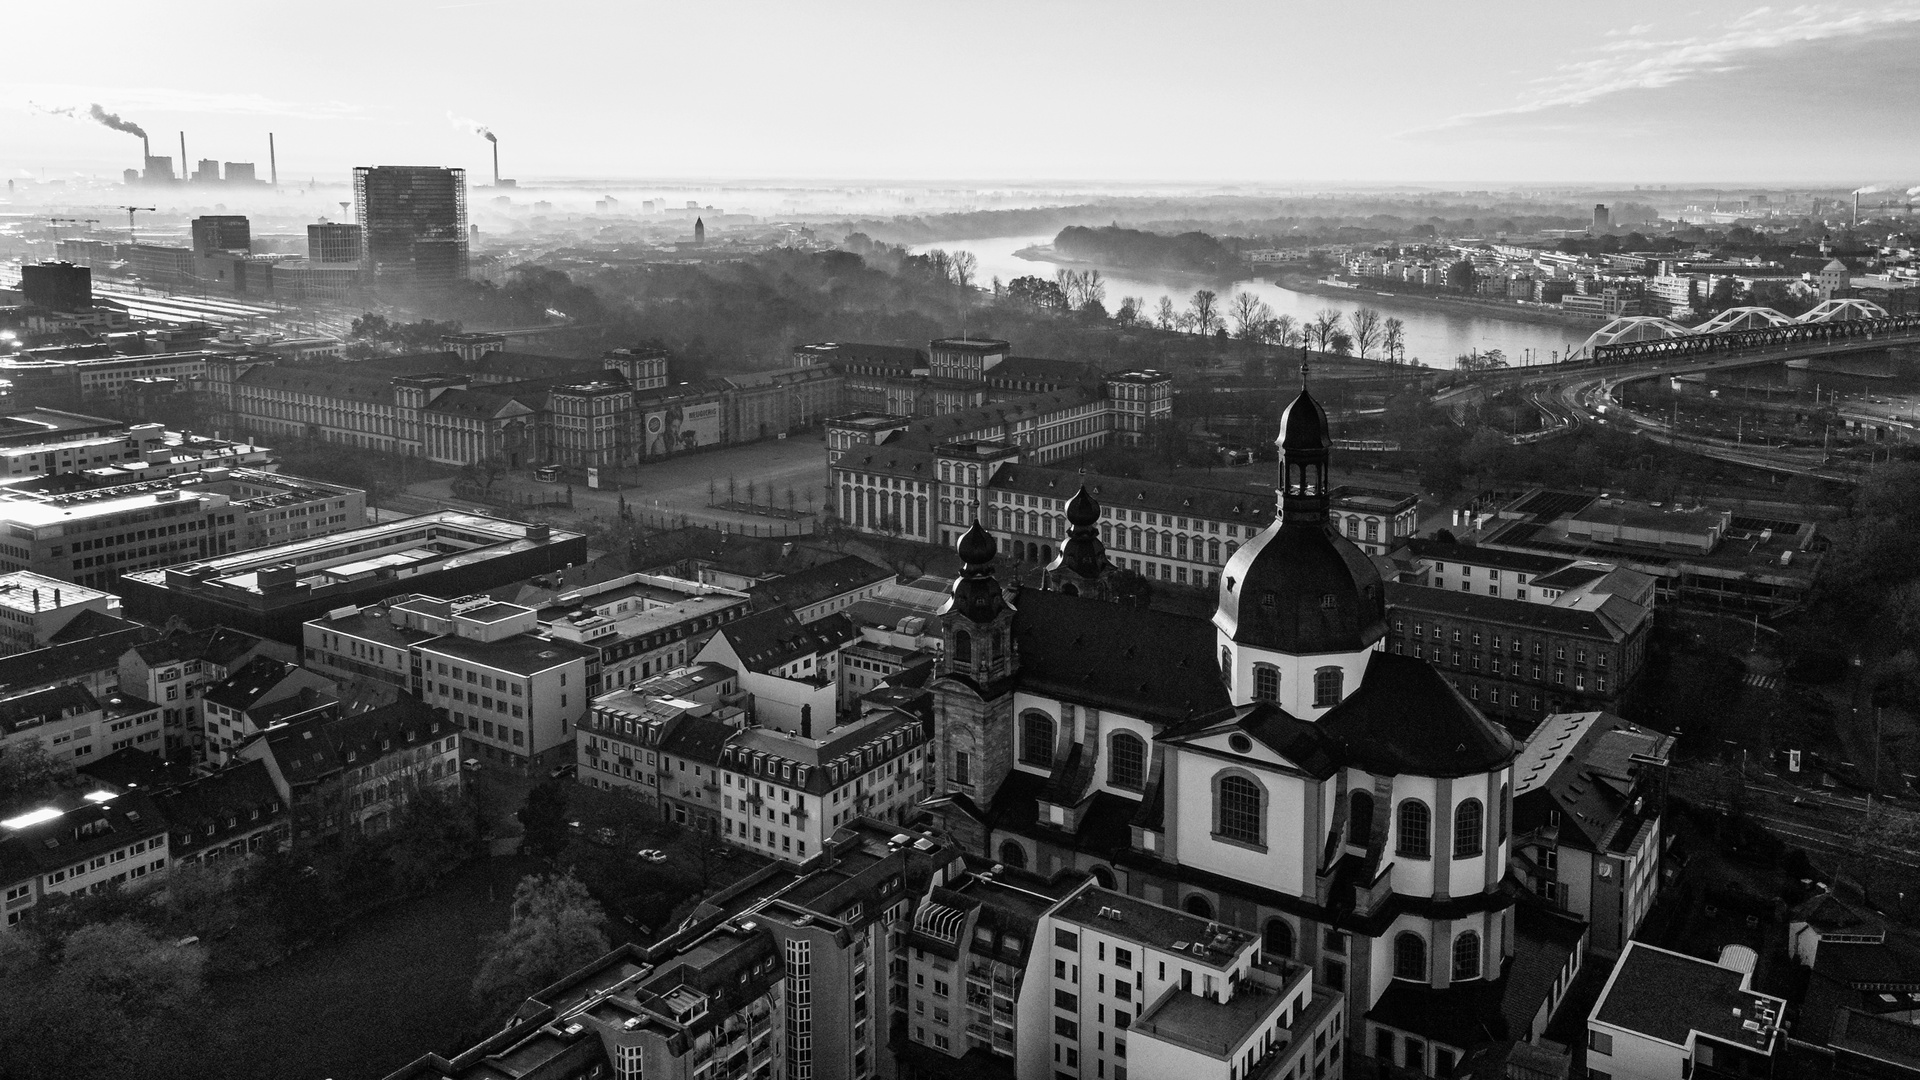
[1220,646,1232,678]
[1396,800,1431,859]
[998,840,1027,870]
[1452,930,1482,980]
[1394,932,1428,981]
[1183,894,1214,919]
[1454,799,1485,858]
[952,629,972,666]
[1264,918,1295,959]
[1090,865,1116,889]
[1498,782,1509,842]
[1215,773,1264,846]
[1109,733,1146,791]
[1253,663,1281,703]
[1313,666,1345,708]
[1348,789,1374,846]
[1020,712,1055,769]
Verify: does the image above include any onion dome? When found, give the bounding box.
[942,520,1007,622]
[1278,385,1330,451]
[1052,486,1108,579]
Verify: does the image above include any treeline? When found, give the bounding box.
[1053,226,1240,275]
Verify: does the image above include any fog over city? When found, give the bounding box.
[3,5,1920,1080]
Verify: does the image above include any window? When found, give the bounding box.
[953,750,971,787]
[1454,799,1484,858]
[1020,712,1056,768]
[1348,789,1374,846]
[999,839,1028,869]
[1215,773,1263,846]
[1397,800,1431,858]
[1452,930,1482,980]
[1264,918,1294,959]
[1394,932,1427,980]
[1109,732,1145,791]
[1252,663,1280,702]
[1589,1031,1613,1056]
[952,629,972,666]
[1183,894,1214,919]
[1312,666,1344,707]
[1220,646,1231,677]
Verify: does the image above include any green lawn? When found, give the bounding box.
[204,855,539,1080]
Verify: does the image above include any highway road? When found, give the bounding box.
[1668,762,1920,869]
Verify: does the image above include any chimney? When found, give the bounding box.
[53,588,61,607]
[179,132,187,181]
[492,140,500,187]
[800,704,812,739]
[32,589,40,611]
[269,133,277,187]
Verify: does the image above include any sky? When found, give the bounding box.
[4,0,1918,186]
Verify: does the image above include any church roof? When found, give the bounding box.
[1158,702,1341,780]
[1216,519,1387,654]
[1011,588,1230,723]
[1317,652,1518,778]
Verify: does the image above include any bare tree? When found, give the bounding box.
[1382,317,1406,364]
[1272,313,1299,348]
[745,478,757,507]
[1155,296,1177,330]
[785,487,797,516]
[1230,292,1275,343]
[1082,270,1105,308]
[948,250,978,290]
[1309,308,1344,353]
[1349,306,1383,359]
[1188,289,1221,337]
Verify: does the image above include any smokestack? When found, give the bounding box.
[493,139,499,186]
[1855,192,1860,228]
[141,134,149,160]
[269,132,277,187]
[179,131,187,182]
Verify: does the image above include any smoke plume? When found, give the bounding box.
[477,126,497,143]
[88,103,146,139]
[1853,184,1885,195]
[446,112,495,141]
[28,101,76,119]
[1908,185,1920,197]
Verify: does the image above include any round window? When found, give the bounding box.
[1228,733,1253,754]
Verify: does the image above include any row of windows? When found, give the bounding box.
[1017,713,1147,791]
[1394,929,1482,981]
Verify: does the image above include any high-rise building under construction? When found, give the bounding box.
[351,166,468,291]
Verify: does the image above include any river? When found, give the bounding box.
[909,233,1593,371]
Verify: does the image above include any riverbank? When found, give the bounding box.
[1271,270,1601,334]
[1014,244,1225,283]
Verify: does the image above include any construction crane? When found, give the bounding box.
[47,218,83,243]
[117,205,156,244]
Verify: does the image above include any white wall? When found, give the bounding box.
[1216,632,1377,720]
[1170,751,1310,897]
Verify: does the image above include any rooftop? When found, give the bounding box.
[1052,885,1256,972]
[0,571,114,616]
[1592,942,1783,1053]
[418,632,597,676]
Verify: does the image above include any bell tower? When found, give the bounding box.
[1043,485,1112,598]
[931,521,1020,835]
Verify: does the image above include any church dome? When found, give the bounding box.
[956,520,997,565]
[1278,385,1330,451]
[943,521,1008,622]
[1064,486,1099,527]
[1215,520,1387,653]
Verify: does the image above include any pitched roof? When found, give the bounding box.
[710,607,829,675]
[747,556,891,613]
[0,625,157,694]
[1513,711,1669,853]
[1386,582,1647,642]
[204,656,299,711]
[657,714,736,766]
[424,386,545,419]
[46,608,145,644]
[150,759,282,845]
[0,683,97,735]
[1159,701,1341,779]
[1316,652,1517,779]
[131,625,271,668]
[236,362,400,405]
[1407,539,1571,574]
[1009,588,1231,723]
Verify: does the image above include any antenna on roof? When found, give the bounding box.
[1300,360,1310,388]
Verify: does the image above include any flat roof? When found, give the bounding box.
[1593,942,1782,1053]
[0,571,113,613]
[1053,886,1254,971]
[418,632,597,676]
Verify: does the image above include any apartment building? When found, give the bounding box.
[0,623,158,702]
[717,708,930,863]
[534,571,753,694]
[119,624,292,757]
[1513,712,1672,956]
[0,571,121,650]
[0,788,170,927]
[694,607,839,730]
[301,598,443,699]
[578,665,742,803]
[148,758,288,866]
[201,656,338,761]
[1586,943,1783,1080]
[0,683,163,763]
[235,695,463,841]
[745,556,892,625]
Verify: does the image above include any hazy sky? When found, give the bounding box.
[6,0,1918,185]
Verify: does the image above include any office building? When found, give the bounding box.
[1585,943,1783,1080]
[19,262,92,311]
[190,215,251,255]
[306,223,362,263]
[118,512,585,643]
[352,165,469,291]
[0,571,121,650]
[411,597,596,770]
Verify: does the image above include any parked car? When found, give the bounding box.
[636,849,668,864]
[550,763,577,779]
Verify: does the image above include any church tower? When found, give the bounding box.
[930,522,1020,834]
[1213,372,1388,718]
[1043,486,1111,597]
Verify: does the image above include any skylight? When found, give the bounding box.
[1,807,63,830]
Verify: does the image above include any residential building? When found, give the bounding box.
[1585,943,1784,1080]
[234,694,462,841]
[0,683,163,763]
[0,788,170,927]
[746,555,893,624]
[0,571,121,650]
[353,165,469,291]
[533,571,753,695]
[413,598,595,770]
[148,758,288,866]
[301,598,442,700]
[1512,712,1672,956]
[578,665,742,802]
[1103,369,1174,447]
[117,512,586,644]
[119,625,292,757]
[0,622,159,702]
[1402,539,1573,601]
[0,465,365,589]
[656,714,735,834]
[201,655,338,761]
[695,607,839,730]
[717,707,930,862]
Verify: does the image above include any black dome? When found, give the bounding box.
[1214,519,1387,654]
[1278,388,1330,451]
[943,521,1007,623]
[1065,486,1099,527]
[956,521,997,564]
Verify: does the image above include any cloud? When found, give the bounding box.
[1427,3,1920,131]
